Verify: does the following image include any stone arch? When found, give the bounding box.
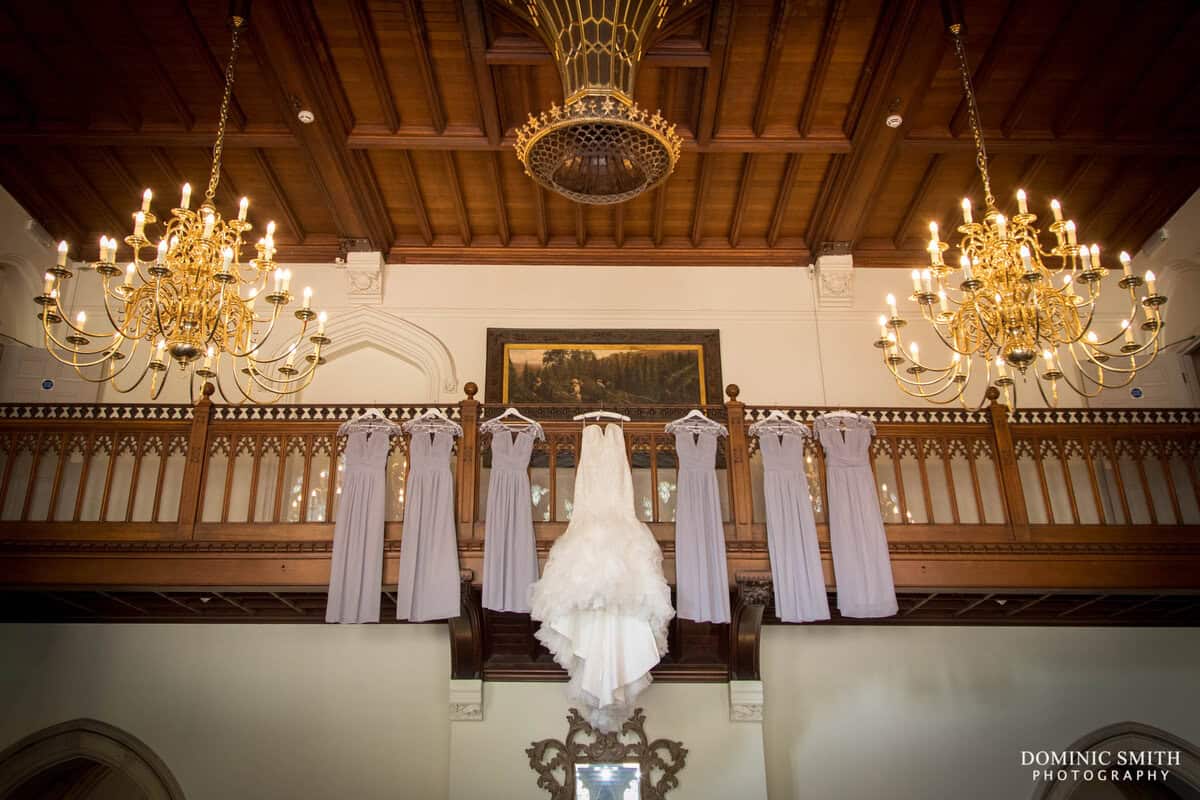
[1031,722,1200,800]
[0,251,44,346]
[0,718,186,800]
[266,307,460,401]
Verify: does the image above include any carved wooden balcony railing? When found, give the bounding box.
[1,384,1199,596]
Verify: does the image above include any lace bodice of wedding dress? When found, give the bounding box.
[529,424,675,732]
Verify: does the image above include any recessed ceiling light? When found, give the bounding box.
[297,109,315,124]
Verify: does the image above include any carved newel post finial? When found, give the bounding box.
[464,381,478,399]
[984,385,1000,404]
[725,383,740,402]
[200,380,215,400]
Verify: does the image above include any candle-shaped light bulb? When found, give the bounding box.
[273,268,282,292]
[247,288,258,313]
[960,254,973,282]
[921,269,932,294]
[1119,251,1132,277]
[238,196,249,222]
[317,310,327,335]
[76,310,86,326]
[1043,349,1054,366]
[221,247,233,273]
[124,262,136,286]
[1065,220,1077,246]
[1016,189,1028,215]
[157,238,168,263]
[56,240,68,267]
[202,212,215,239]
[995,357,1008,377]
[1080,245,1092,269]
[266,221,276,238]
[1063,274,1075,296]
[203,346,214,369]
[1089,244,1100,268]
[995,214,1007,239]
[1123,319,1135,344]
[911,269,922,292]
[42,272,54,294]
[1050,198,1063,222]
[1086,331,1099,345]
[886,293,898,317]
[133,211,146,239]
[180,183,191,210]
[141,188,152,213]
[961,197,973,224]
[878,315,888,338]
[302,286,312,310]
[281,269,292,293]
[1019,244,1033,272]
[98,235,108,262]
[1145,270,1157,295]
[929,221,939,240]
[155,339,166,360]
[938,290,949,314]
[285,348,295,368]
[909,341,919,358]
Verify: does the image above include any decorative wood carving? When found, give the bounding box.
[527,708,687,800]
[449,575,483,680]
[730,573,771,681]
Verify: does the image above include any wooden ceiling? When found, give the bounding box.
[1,0,1198,267]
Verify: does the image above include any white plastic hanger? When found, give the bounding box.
[338,408,403,437]
[402,407,463,437]
[573,410,631,422]
[481,407,544,441]
[665,408,728,437]
[748,409,809,439]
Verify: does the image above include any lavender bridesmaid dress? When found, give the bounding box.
[673,430,731,624]
[326,430,389,623]
[482,427,539,613]
[757,431,830,623]
[396,430,461,621]
[816,418,898,618]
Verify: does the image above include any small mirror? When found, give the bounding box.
[575,762,641,800]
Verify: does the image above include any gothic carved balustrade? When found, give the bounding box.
[1,385,1198,592]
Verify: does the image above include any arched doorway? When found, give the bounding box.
[1032,722,1200,800]
[0,719,185,800]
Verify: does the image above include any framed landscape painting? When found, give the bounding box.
[485,328,723,410]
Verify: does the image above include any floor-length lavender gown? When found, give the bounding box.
[673,430,731,624]
[482,427,539,613]
[326,430,389,623]
[816,418,898,618]
[757,431,830,622]
[396,430,461,621]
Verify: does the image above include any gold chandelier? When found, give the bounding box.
[511,0,685,205]
[34,8,330,404]
[876,22,1167,407]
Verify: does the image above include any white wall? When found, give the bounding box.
[762,625,1200,800]
[2,623,1199,800]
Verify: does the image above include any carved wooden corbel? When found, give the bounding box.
[448,571,482,680]
[729,573,772,681]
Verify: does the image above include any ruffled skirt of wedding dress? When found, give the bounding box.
[530,511,674,732]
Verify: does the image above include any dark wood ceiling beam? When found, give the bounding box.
[807,0,939,247]
[252,148,306,243]
[397,150,433,246]
[1051,6,1131,137]
[484,37,711,69]
[751,0,794,137]
[149,148,184,193]
[947,0,1024,136]
[652,186,667,247]
[533,186,548,246]
[900,136,1200,158]
[613,204,625,248]
[349,0,400,134]
[52,150,125,235]
[797,0,846,137]
[121,0,194,130]
[1059,156,1097,208]
[176,0,246,130]
[766,152,802,248]
[891,153,944,249]
[404,0,447,134]
[690,153,713,247]
[58,1,143,130]
[695,0,736,145]
[488,151,510,246]
[1015,153,1047,192]
[253,0,393,250]
[99,148,143,201]
[0,130,296,149]
[0,157,86,245]
[1106,160,1194,250]
[443,152,472,246]
[385,242,811,266]
[728,154,757,247]
[575,204,586,247]
[1108,9,1199,136]
[1078,159,1127,232]
[1000,0,1080,137]
[461,0,505,144]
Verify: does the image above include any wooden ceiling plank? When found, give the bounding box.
[695,0,736,145]
[797,0,846,138]
[154,591,200,615]
[901,135,1200,158]
[488,151,510,246]
[947,0,1024,136]
[253,0,393,250]
[0,159,87,245]
[766,152,802,248]
[95,590,147,615]
[1108,9,1200,137]
[252,148,307,243]
[349,0,401,134]
[444,152,472,245]
[891,153,944,250]
[461,0,505,145]
[1060,156,1097,208]
[404,0,448,134]
[575,203,586,247]
[614,203,625,248]
[728,153,758,247]
[690,153,713,247]
[53,149,126,235]
[953,592,996,617]
[534,186,549,246]
[751,0,795,138]
[175,0,246,131]
[121,0,194,129]
[1004,592,1053,617]
[99,148,143,201]
[900,591,938,617]
[652,186,668,247]
[56,1,143,131]
[1051,6,1131,138]
[1000,0,1080,137]
[1014,153,1047,193]
[1056,594,1108,618]
[485,39,711,69]
[1079,159,1127,227]
[149,147,185,194]
[268,591,305,614]
[1106,159,1190,250]
[398,150,434,246]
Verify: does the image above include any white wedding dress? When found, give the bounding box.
[529,423,675,732]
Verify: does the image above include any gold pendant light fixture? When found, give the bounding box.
[34,4,330,404]
[511,0,686,205]
[875,21,1167,407]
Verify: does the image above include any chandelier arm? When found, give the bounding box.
[885,366,969,403]
[39,311,126,360]
[1055,351,1121,397]
[881,355,962,391]
[237,302,286,361]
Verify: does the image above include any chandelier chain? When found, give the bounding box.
[951,27,996,211]
[205,19,244,203]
